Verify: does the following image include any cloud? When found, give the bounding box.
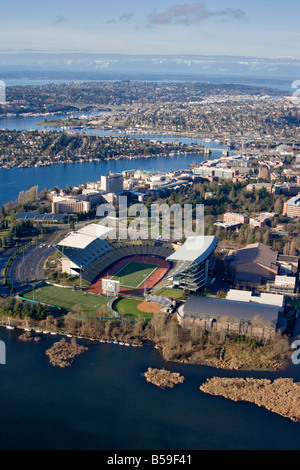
[148,2,247,25]
[107,13,134,24]
[53,15,68,26]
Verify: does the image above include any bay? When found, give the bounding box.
[1,327,300,450]
[0,153,215,208]
[0,110,227,207]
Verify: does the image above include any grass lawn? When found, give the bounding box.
[22,284,108,315]
[152,287,186,300]
[111,261,159,289]
[114,297,154,322]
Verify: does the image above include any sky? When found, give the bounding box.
[0,0,300,59]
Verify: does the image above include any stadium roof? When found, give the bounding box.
[167,236,218,264]
[181,295,279,324]
[57,223,113,250]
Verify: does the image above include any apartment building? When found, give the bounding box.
[283,194,300,218]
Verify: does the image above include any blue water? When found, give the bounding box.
[0,111,226,207]
[0,153,213,208]
[1,328,300,450]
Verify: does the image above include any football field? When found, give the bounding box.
[110,261,159,289]
[21,284,108,315]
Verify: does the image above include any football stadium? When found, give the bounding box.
[49,223,218,318]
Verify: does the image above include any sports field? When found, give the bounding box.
[114,297,161,321]
[110,261,159,289]
[22,284,108,315]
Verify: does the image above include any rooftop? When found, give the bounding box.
[286,194,300,206]
[230,243,278,271]
[167,236,218,264]
[57,223,113,250]
[182,295,280,324]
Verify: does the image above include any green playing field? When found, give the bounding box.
[110,261,159,289]
[22,284,108,315]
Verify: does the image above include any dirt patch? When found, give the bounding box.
[137,301,162,314]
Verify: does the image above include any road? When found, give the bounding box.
[5,226,68,293]
[1,219,101,295]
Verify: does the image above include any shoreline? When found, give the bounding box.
[0,149,207,170]
[0,323,291,373]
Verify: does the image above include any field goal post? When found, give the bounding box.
[102,279,120,297]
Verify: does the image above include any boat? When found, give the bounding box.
[50,331,58,335]
[43,331,49,334]
[66,334,72,338]
[119,342,125,346]
[106,340,112,343]
[100,339,105,343]
[24,320,31,332]
[124,343,130,347]
[6,318,14,330]
[113,341,119,345]
[35,329,42,333]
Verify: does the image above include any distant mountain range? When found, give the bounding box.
[0,53,299,84]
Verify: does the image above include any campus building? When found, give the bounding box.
[101,172,124,194]
[283,194,300,218]
[177,295,282,340]
[229,242,278,286]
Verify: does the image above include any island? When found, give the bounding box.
[45,337,88,368]
[200,377,300,423]
[143,367,185,389]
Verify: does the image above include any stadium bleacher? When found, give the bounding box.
[80,240,175,284]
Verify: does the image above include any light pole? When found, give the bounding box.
[143,273,147,299]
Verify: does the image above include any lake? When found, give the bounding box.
[0,111,227,207]
[1,327,300,450]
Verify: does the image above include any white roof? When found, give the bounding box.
[226,289,284,308]
[275,275,296,287]
[57,223,113,249]
[226,289,252,302]
[167,236,218,264]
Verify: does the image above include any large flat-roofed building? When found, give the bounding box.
[226,289,284,311]
[52,196,91,214]
[229,242,278,285]
[166,236,218,292]
[52,191,105,214]
[178,295,282,339]
[283,194,300,218]
[101,172,124,194]
[223,213,249,224]
[56,223,114,276]
[268,275,297,295]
